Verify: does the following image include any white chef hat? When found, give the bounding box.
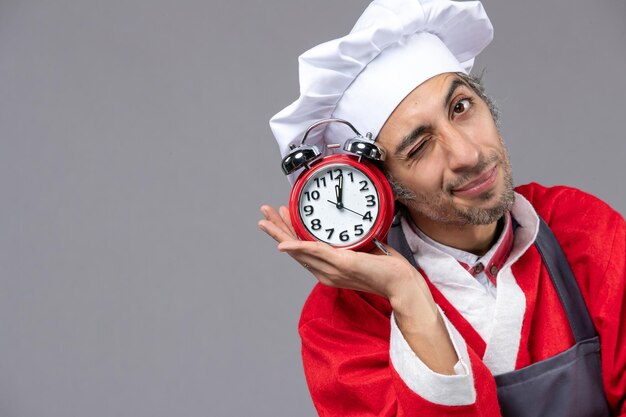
[270,0,494,183]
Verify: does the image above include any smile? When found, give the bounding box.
[452,166,498,197]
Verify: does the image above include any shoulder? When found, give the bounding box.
[515,182,620,223]
[515,183,623,240]
[516,183,624,292]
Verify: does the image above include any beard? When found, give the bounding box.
[391,141,515,226]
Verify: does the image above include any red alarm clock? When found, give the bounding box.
[281,119,394,252]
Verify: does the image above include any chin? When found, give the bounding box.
[415,185,514,226]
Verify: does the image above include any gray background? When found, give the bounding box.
[0,0,624,416]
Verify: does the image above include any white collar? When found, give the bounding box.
[408,213,512,270]
[400,192,540,277]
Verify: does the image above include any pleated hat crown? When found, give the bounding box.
[270,0,494,183]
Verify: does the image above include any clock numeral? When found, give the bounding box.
[314,177,327,188]
[359,180,369,192]
[365,195,376,207]
[354,224,364,236]
[347,172,354,182]
[303,205,314,216]
[363,211,373,221]
[328,168,343,181]
[325,228,334,239]
[339,230,350,242]
[311,219,322,230]
[304,190,320,201]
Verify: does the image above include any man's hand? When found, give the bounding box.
[258,204,420,298]
[258,204,460,374]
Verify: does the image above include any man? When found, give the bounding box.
[258,0,625,415]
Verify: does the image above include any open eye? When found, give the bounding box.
[453,98,472,115]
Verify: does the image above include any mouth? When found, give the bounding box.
[451,165,498,198]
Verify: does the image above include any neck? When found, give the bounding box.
[408,210,503,256]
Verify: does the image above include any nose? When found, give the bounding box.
[440,124,481,172]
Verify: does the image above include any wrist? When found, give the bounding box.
[388,271,439,330]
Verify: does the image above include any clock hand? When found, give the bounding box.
[337,174,343,206]
[334,186,342,209]
[326,200,364,218]
[334,175,344,209]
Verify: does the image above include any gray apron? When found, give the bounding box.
[387,216,611,417]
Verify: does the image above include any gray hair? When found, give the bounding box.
[460,72,500,129]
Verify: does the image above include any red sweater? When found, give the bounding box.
[298,183,626,416]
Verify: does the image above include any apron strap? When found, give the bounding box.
[534,217,597,342]
[387,214,417,269]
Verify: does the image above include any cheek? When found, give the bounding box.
[468,113,500,147]
[480,126,501,147]
[397,160,444,195]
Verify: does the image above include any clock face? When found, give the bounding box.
[298,163,380,246]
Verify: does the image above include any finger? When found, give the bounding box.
[293,254,321,272]
[277,240,335,265]
[279,241,406,295]
[277,246,325,275]
[257,220,323,270]
[280,245,383,293]
[258,217,297,243]
[279,240,353,275]
[278,239,328,254]
[282,241,381,273]
[279,205,296,236]
[280,239,402,275]
[278,246,342,284]
[260,205,296,238]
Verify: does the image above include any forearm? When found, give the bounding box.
[389,274,459,375]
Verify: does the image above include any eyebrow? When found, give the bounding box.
[394,124,432,158]
[393,77,468,158]
[445,78,467,109]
